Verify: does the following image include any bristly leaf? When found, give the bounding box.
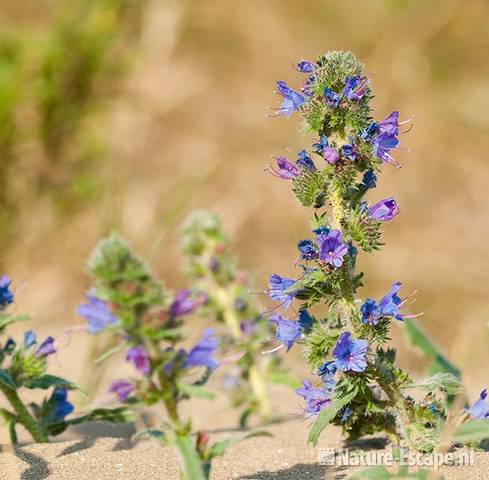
[0,313,30,333]
[405,373,460,396]
[23,374,85,392]
[453,419,489,443]
[308,386,358,446]
[208,431,272,459]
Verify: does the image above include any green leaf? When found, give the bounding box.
[453,419,489,443]
[174,434,206,480]
[0,368,16,389]
[177,382,215,400]
[308,386,358,446]
[0,313,30,333]
[56,407,136,428]
[268,370,301,389]
[405,373,460,396]
[133,428,166,443]
[93,341,127,364]
[239,408,253,429]
[208,431,272,459]
[348,466,439,479]
[23,374,85,393]
[403,319,459,378]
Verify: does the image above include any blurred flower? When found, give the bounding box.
[77,294,118,334]
[169,289,206,318]
[0,275,14,309]
[274,80,305,117]
[368,198,400,222]
[126,346,151,375]
[333,331,368,372]
[240,319,257,336]
[296,380,331,416]
[343,76,367,101]
[185,328,219,370]
[267,273,297,309]
[323,87,340,108]
[109,380,135,402]
[23,330,37,348]
[341,406,353,422]
[297,239,318,260]
[296,60,315,73]
[4,338,16,354]
[51,387,74,421]
[468,389,489,419]
[296,150,316,171]
[36,336,56,357]
[316,230,348,268]
[266,157,300,179]
[269,314,302,351]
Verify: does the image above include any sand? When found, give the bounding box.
[1,418,489,480]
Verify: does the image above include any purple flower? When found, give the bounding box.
[343,75,368,101]
[301,74,316,96]
[0,275,14,309]
[269,314,302,351]
[372,132,400,167]
[361,282,416,325]
[296,150,316,172]
[23,330,37,348]
[109,380,135,402]
[316,230,348,268]
[77,294,118,334]
[468,389,489,419]
[51,387,74,421]
[36,336,56,357]
[333,331,368,372]
[323,87,340,108]
[267,273,297,309]
[126,345,151,375]
[297,239,318,260]
[169,290,206,318]
[296,380,331,416]
[368,198,400,222]
[323,147,339,165]
[377,111,400,136]
[296,60,315,73]
[266,157,300,179]
[185,328,219,370]
[240,320,257,336]
[274,80,305,117]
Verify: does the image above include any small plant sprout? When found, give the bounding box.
[0,275,131,444]
[180,211,299,427]
[79,233,268,480]
[263,51,478,452]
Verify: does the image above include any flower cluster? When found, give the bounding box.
[265,51,459,451]
[180,211,295,426]
[79,232,264,479]
[0,276,130,444]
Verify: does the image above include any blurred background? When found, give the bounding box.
[1,0,488,411]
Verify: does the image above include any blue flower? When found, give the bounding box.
[23,330,37,348]
[185,328,219,370]
[169,289,206,318]
[468,389,489,419]
[295,380,331,417]
[0,275,14,309]
[77,294,118,334]
[295,150,316,172]
[360,122,378,141]
[317,360,336,390]
[341,144,357,161]
[298,309,314,333]
[51,387,74,421]
[297,239,318,260]
[296,60,315,73]
[333,331,368,372]
[269,314,302,351]
[343,76,368,101]
[372,132,400,167]
[340,406,353,423]
[312,135,329,154]
[274,80,305,117]
[36,336,56,357]
[301,74,316,96]
[323,87,340,108]
[316,230,348,268]
[267,274,297,309]
[312,225,330,236]
[361,170,377,189]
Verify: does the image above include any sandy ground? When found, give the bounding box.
[1,417,488,480]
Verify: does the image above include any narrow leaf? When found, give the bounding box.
[0,368,16,389]
[23,374,84,392]
[453,419,489,443]
[0,313,30,333]
[177,382,215,400]
[308,387,358,446]
[405,373,460,395]
[209,431,272,458]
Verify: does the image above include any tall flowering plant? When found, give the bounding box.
[180,211,297,427]
[265,51,462,451]
[79,233,266,479]
[0,275,131,444]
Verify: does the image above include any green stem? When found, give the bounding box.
[0,384,48,443]
[175,434,206,480]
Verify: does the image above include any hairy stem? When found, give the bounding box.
[0,384,48,443]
